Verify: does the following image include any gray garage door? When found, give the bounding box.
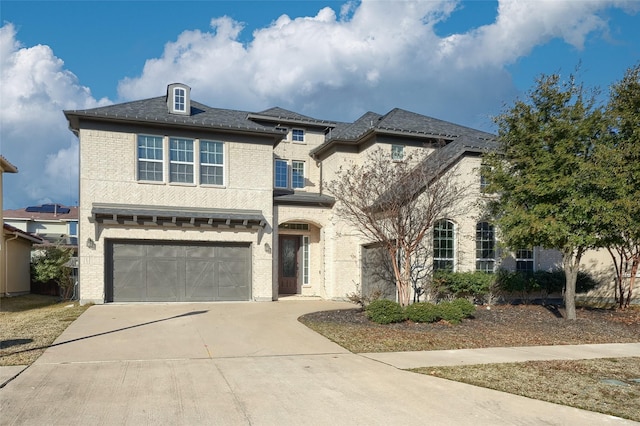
[107,241,251,302]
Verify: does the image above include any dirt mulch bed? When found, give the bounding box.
[299,304,640,353]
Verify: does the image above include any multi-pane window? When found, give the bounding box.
[292,161,305,188]
[169,138,194,183]
[480,165,490,191]
[200,141,224,185]
[275,159,288,188]
[391,145,404,161]
[292,129,304,142]
[302,236,310,285]
[174,87,186,112]
[516,249,534,273]
[476,222,495,273]
[137,135,164,181]
[433,219,455,271]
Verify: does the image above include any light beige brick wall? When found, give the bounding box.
[273,128,325,192]
[78,128,274,304]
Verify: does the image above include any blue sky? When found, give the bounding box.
[1,0,639,210]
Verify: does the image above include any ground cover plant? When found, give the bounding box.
[299,304,640,421]
[0,295,90,366]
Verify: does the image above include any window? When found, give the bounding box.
[391,145,404,161]
[169,138,194,183]
[200,141,224,185]
[137,135,164,181]
[174,87,186,112]
[302,236,310,285]
[292,129,305,142]
[292,161,305,188]
[69,221,78,237]
[476,222,495,272]
[516,249,534,273]
[433,219,455,271]
[275,159,288,188]
[480,165,490,191]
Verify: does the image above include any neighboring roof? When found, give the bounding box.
[3,224,44,244]
[248,107,339,129]
[0,156,18,173]
[311,108,496,158]
[3,204,78,221]
[90,203,266,229]
[64,97,284,140]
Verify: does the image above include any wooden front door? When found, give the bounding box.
[278,235,299,294]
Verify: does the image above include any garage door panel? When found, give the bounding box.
[185,259,216,300]
[109,241,251,302]
[146,259,180,301]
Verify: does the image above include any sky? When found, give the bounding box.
[1,0,639,210]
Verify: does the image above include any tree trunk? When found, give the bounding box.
[624,257,638,309]
[562,250,582,320]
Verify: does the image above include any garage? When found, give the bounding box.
[106,240,251,302]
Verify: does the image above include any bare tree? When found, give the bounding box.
[326,146,467,307]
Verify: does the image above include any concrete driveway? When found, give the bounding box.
[0,300,633,425]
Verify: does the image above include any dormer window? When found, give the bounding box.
[174,88,186,112]
[166,83,191,115]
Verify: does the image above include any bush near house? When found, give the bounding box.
[367,298,476,325]
[431,270,598,304]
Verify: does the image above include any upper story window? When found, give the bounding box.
[275,159,289,188]
[292,160,305,188]
[69,221,78,237]
[480,164,490,191]
[166,83,191,115]
[200,141,224,186]
[137,135,225,187]
[391,145,404,161]
[138,135,164,181]
[476,222,495,273]
[274,159,305,189]
[174,88,186,112]
[516,249,534,273]
[292,129,305,143]
[169,138,194,183]
[433,219,455,272]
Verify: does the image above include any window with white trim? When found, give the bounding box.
[200,140,224,185]
[302,236,310,285]
[174,87,186,113]
[292,129,305,142]
[391,145,404,161]
[480,164,490,191]
[476,222,495,273]
[516,249,534,273]
[169,138,194,183]
[137,135,164,181]
[292,160,305,188]
[433,219,455,271]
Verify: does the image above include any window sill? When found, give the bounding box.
[168,182,197,187]
[137,180,166,185]
[200,184,226,189]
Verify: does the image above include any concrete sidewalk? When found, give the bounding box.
[361,342,640,369]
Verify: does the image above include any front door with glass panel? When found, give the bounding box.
[279,235,299,294]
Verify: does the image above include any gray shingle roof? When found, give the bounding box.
[249,107,339,128]
[64,97,283,136]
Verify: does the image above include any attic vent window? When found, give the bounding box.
[174,88,186,112]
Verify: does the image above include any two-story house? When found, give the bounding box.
[64,84,564,304]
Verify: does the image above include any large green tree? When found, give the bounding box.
[596,63,640,308]
[485,73,606,320]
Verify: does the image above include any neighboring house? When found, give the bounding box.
[63,83,566,304]
[3,204,79,248]
[1,157,45,297]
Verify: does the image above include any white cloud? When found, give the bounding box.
[117,0,633,125]
[0,23,109,209]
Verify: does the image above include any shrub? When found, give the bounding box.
[450,298,476,317]
[365,299,405,324]
[436,301,465,324]
[405,302,440,323]
[431,271,497,302]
